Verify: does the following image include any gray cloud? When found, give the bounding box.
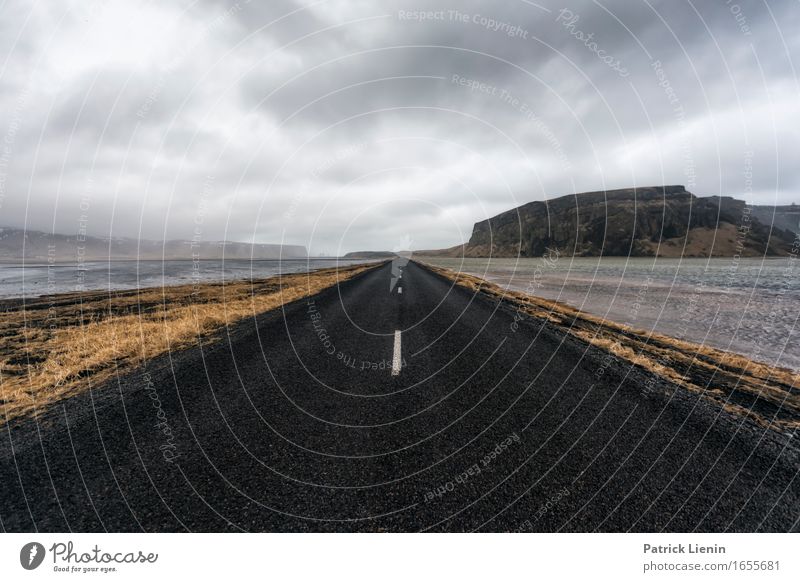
[0,0,797,254]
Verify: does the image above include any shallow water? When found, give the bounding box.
[422,256,800,371]
[0,259,374,300]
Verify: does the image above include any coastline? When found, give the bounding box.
[0,257,377,300]
[0,257,350,266]
[418,255,800,371]
[417,260,800,435]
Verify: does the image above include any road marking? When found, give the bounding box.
[391,330,402,376]
[398,287,403,294]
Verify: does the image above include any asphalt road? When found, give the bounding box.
[1,260,798,532]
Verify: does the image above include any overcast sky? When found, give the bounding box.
[0,0,797,254]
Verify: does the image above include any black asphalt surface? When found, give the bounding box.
[1,260,798,532]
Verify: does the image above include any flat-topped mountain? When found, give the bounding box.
[0,227,308,262]
[422,186,796,258]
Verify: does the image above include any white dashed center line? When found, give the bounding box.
[391,330,402,376]
[398,287,403,294]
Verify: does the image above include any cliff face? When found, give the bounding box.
[447,186,795,258]
[751,205,800,235]
[0,227,308,261]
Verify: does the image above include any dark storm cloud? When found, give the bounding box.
[0,0,797,253]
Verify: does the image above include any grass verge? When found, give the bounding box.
[0,262,380,425]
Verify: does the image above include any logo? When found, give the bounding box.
[20,542,46,570]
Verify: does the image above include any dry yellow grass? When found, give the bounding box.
[420,261,800,434]
[0,263,380,424]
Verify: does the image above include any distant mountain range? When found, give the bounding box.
[420,186,798,258]
[0,227,307,262]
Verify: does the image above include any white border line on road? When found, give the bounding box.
[392,330,402,376]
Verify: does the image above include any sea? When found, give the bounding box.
[0,259,374,300]
[422,256,800,371]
